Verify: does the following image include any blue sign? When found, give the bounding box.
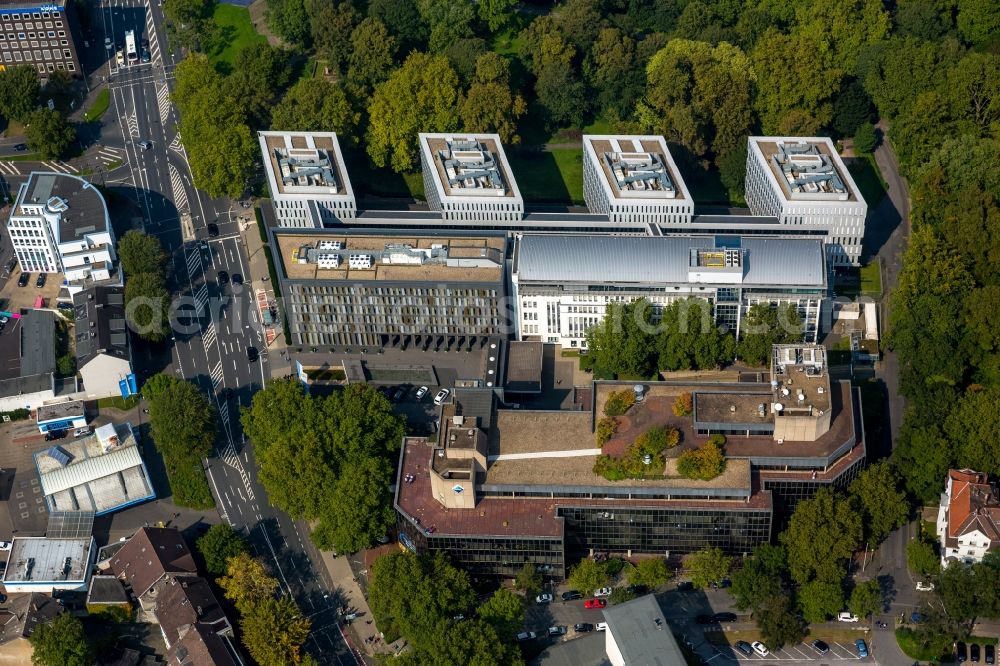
[295,361,309,394]
[119,378,129,399]
[126,373,138,396]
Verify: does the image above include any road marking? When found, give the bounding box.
[125,112,140,137]
[202,321,217,349]
[169,134,184,154]
[0,161,19,175]
[169,163,189,212]
[210,361,224,388]
[156,83,171,124]
[185,246,202,275]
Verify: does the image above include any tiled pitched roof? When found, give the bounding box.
[947,469,1000,541]
[155,576,229,647]
[167,623,239,666]
[109,527,197,598]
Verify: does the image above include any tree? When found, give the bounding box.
[555,0,603,52]
[266,0,310,46]
[534,59,587,130]
[460,53,527,143]
[656,298,736,371]
[310,456,396,553]
[946,387,1000,478]
[44,70,73,97]
[738,303,802,367]
[272,79,359,136]
[369,552,476,649]
[627,557,672,589]
[907,539,941,578]
[938,562,978,629]
[444,37,489,84]
[366,52,460,172]
[895,0,949,40]
[417,0,475,53]
[568,558,610,596]
[957,0,1000,47]
[514,562,543,597]
[780,488,862,586]
[25,108,76,159]
[124,272,170,342]
[676,440,727,481]
[798,579,844,623]
[755,594,804,649]
[832,80,873,137]
[308,0,359,75]
[223,43,293,127]
[849,579,883,619]
[56,353,76,377]
[367,0,425,53]
[519,16,575,76]
[118,230,167,277]
[196,523,250,576]
[853,122,878,153]
[398,619,524,666]
[478,588,524,638]
[218,553,280,612]
[585,299,658,379]
[848,460,909,543]
[346,17,397,96]
[718,142,748,205]
[0,64,38,122]
[731,543,787,611]
[477,0,515,32]
[686,546,732,589]
[163,0,215,51]
[238,595,312,665]
[28,614,94,666]
[585,28,644,118]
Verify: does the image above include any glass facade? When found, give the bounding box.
[762,455,866,525]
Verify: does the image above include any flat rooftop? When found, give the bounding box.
[275,232,506,283]
[584,135,691,202]
[259,131,353,199]
[36,399,84,424]
[421,133,521,201]
[750,137,861,203]
[2,536,92,583]
[17,172,108,243]
[602,594,686,666]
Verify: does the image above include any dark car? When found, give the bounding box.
[972,644,981,663]
[811,639,830,655]
[626,584,648,595]
[734,641,753,657]
[36,273,46,288]
[44,429,66,441]
[392,387,406,402]
[207,223,219,238]
[985,644,995,664]
[3,258,15,273]
[218,270,229,284]
[695,615,714,625]
[677,581,694,591]
[13,143,26,152]
[958,642,968,663]
[713,612,737,622]
[246,346,258,362]
[17,272,29,287]
[911,612,927,624]
[573,623,593,633]
[231,273,243,285]
[561,590,582,601]
[711,579,731,589]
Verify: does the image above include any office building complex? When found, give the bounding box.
[394,345,865,578]
[583,135,693,226]
[259,131,356,228]
[512,234,826,348]
[273,229,509,349]
[420,133,523,222]
[6,172,117,294]
[0,1,80,77]
[745,137,867,266]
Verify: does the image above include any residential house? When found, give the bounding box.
[936,469,1000,565]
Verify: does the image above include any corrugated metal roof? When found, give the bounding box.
[515,235,824,286]
[39,445,144,496]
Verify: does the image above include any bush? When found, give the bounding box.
[86,604,133,622]
[608,587,636,605]
[596,416,618,446]
[0,408,30,421]
[594,426,680,480]
[895,628,954,662]
[673,392,693,416]
[635,425,680,451]
[593,455,628,481]
[854,122,878,153]
[604,389,636,417]
[603,558,626,576]
[677,441,727,481]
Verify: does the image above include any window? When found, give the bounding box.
[66,61,73,71]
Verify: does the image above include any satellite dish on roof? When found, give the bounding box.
[773,403,784,412]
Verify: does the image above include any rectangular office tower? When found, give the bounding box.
[512,234,826,348]
[419,133,523,222]
[259,131,356,228]
[745,137,867,267]
[0,1,80,77]
[583,135,694,225]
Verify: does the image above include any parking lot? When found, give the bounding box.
[720,640,869,662]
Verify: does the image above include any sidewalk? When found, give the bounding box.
[238,204,287,363]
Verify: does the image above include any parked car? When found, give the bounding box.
[141,48,150,62]
[916,581,935,592]
[0,541,11,550]
[712,612,737,622]
[811,639,829,655]
[35,273,46,287]
[44,429,66,441]
[595,622,608,632]
[246,346,259,362]
[573,623,593,633]
[392,387,406,402]
[13,143,26,152]
[535,593,553,604]
[415,386,428,399]
[584,599,606,609]
[837,611,859,622]
[3,259,15,273]
[17,272,29,287]
[958,642,968,663]
[547,626,567,637]
[710,578,731,589]
[515,631,536,642]
[986,644,995,664]
[73,427,91,438]
[434,388,451,405]
[218,270,229,284]
[561,590,582,601]
[751,641,770,657]
[695,615,714,625]
[734,641,753,657]
[594,587,613,597]
[676,581,694,591]
[231,273,243,286]
[911,612,927,624]
[972,644,981,663]
[856,639,869,658]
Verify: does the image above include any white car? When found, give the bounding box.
[751,641,770,657]
[837,611,859,622]
[433,388,450,405]
[596,622,608,632]
[916,581,935,592]
[535,593,553,604]
[73,427,91,438]
[0,541,10,550]
[594,587,613,597]
[116,49,125,66]
[415,386,428,399]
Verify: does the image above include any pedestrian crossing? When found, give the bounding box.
[0,161,19,175]
[217,396,229,426]
[210,361,224,389]
[170,164,189,212]
[221,440,255,502]
[193,284,209,314]
[202,321,217,349]
[125,113,140,138]
[185,245,202,276]
[169,134,184,155]
[41,160,78,174]
[97,147,124,167]
[156,84,171,124]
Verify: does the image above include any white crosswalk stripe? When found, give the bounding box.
[202,321,217,349]
[42,161,77,174]
[98,147,123,165]
[186,247,202,275]
[221,441,255,501]
[156,84,171,124]
[217,399,229,425]
[210,361,224,388]
[194,284,209,310]
[126,113,140,137]
[0,161,19,175]
[169,163,189,212]
[58,161,78,173]
[169,135,184,154]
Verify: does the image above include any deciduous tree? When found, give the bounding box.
[308,0,359,75]
[118,230,166,277]
[848,460,909,543]
[534,59,587,130]
[738,303,801,367]
[272,79,359,136]
[124,272,170,342]
[478,588,524,638]
[755,594,804,649]
[346,17,397,96]
[907,539,941,578]
[460,53,527,143]
[367,0,426,53]
[239,595,311,665]
[686,546,732,589]
[163,0,215,51]
[28,614,94,666]
[266,0,311,46]
[585,299,658,379]
[568,558,610,596]
[196,523,250,576]
[515,562,543,597]
[627,557,672,589]
[780,487,862,586]
[417,0,475,53]
[218,553,279,612]
[25,108,75,159]
[731,543,787,611]
[849,579,883,619]
[798,579,844,623]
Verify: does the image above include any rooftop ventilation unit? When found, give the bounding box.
[46,196,69,213]
[277,149,338,190]
[772,142,847,195]
[348,254,372,270]
[603,151,675,195]
[437,138,506,193]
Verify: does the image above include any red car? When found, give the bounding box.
[584,599,607,609]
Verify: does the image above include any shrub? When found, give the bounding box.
[608,587,636,605]
[854,122,878,153]
[677,441,727,481]
[86,604,133,622]
[594,426,680,480]
[673,392,693,416]
[593,455,628,481]
[604,389,636,417]
[0,408,30,421]
[596,416,618,446]
[708,433,726,447]
[635,426,680,452]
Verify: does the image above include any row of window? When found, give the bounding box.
[2,49,74,67]
[1,30,66,40]
[1,11,63,21]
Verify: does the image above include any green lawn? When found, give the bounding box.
[83,89,110,122]
[895,628,953,662]
[508,148,584,204]
[848,153,887,206]
[206,4,266,71]
[97,394,140,411]
[491,29,524,57]
[860,260,882,297]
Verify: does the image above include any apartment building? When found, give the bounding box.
[0,1,80,78]
[259,131,356,228]
[419,133,524,222]
[936,469,1000,566]
[6,172,117,295]
[511,234,826,348]
[745,136,867,267]
[273,229,510,351]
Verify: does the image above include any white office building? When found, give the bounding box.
[745,137,867,267]
[512,234,826,348]
[6,172,117,294]
[419,133,523,222]
[1,536,96,594]
[583,134,693,226]
[259,131,356,228]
